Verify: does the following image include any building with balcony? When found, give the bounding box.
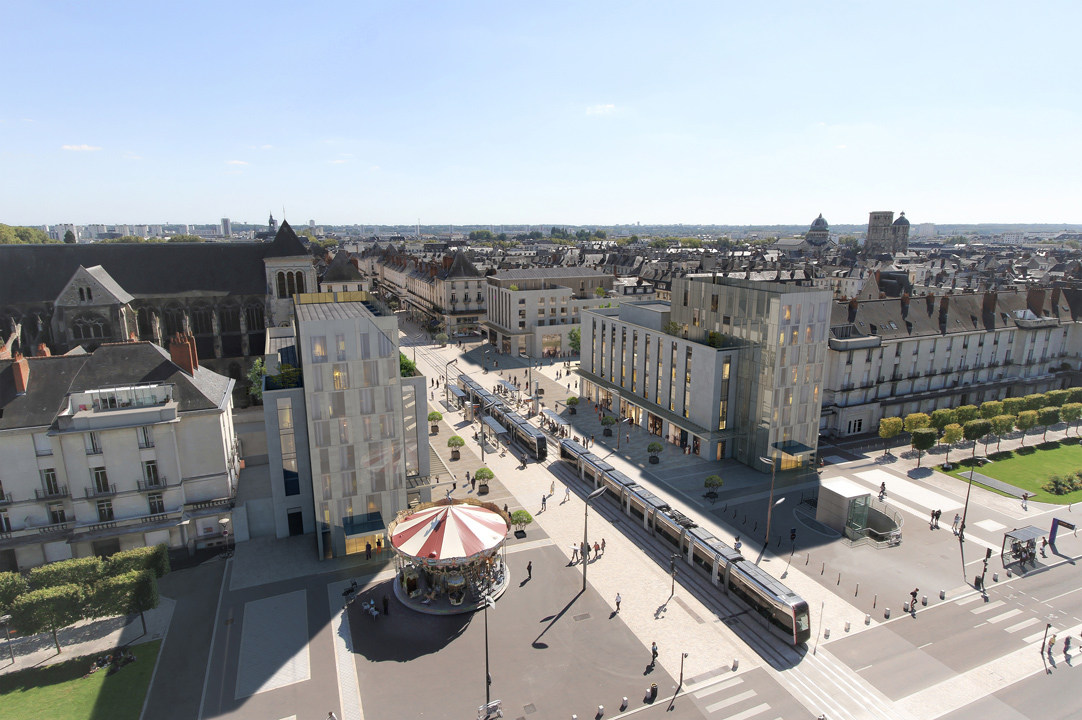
[578,276,831,472]
[260,291,432,560]
[483,268,615,358]
[0,337,238,572]
[821,287,1082,437]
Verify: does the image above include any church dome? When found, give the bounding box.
[810,213,829,231]
[893,212,910,226]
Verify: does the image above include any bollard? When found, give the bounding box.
[903,601,909,612]
[993,572,999,582]
[1006,569,1012,578]
[837,572,841,586]
[821,562,825,575]
[733,658,739,671]
[598,705,604,717]
[940,590,945,600]
[885,608,891,619]
[845,621,851,632]
[922,595,928,606]
[621,698,628,711]
[865,613,871,625]
[806,554,810,565]
[824,628,830,639]
[874,594,877,608]
[855,583,859,597]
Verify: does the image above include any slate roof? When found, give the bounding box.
[0,223,309,305]
[322,250,364,283]
[84,265,135,304]
[0,342,233,431]
[490,267,608,281]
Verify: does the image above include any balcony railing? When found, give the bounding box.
[137,477,168,491]
[0,491,12,506]
[85,484,117,498]
[35,448,53,457]
[35,485,69,500]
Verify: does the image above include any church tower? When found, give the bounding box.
[263,221,316,327]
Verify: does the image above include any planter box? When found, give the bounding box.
[451,449,460,460]
[431,424,440,434]
[513,529,527,539]
[478,482,490,495]
[603,428,613,437]
[649,455,660,464]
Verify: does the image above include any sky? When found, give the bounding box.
[2,1,1080,227]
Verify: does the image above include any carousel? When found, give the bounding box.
[387,497,511,615]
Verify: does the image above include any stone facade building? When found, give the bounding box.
[863,211,910,256]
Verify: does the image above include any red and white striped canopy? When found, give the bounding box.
[390,503,507,563]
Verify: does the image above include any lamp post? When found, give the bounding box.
[0,614,14,665]
[669,553,680,599]
[667,651,689,711]
[759,455,778,549]
[583,487,606,591]
[483,591,494,705]
[218,517,231,551]
[444,358,458,407]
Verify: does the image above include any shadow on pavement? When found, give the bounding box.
[347,581,471,663]
[532,590,584,648]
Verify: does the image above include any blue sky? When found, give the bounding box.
[2,1,1079,226]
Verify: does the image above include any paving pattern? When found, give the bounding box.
[235,590,310,699]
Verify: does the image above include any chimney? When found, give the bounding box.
[128,331,138,342]
[12,353,29,394]
[982,290,997,314]
[186,332,199,370]
[1027,288,1046,315]
[169,333,196,375]
[443,255,453,270]
[848,297,858,324]
[939,296,950,315]
[1051,286,1062,312]
[925,292,935,314]
[900,292,911,319]
[34,343,51,357]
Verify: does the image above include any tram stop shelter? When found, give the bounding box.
[495,379,520,399]
[448,385,467,410]
[1001,526,1043,567]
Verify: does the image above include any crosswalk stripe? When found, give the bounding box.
[987,609,1023,624]
[1024,629,1052,644]
[705,689,758,713]
[971,600,1006,614]
[721,703,772,720]
[1005,617,1041,633]
[693,676,743,699]
[955,594,982,606]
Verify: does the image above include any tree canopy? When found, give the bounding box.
[0,224,57,244]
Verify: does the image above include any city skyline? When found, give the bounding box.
[2,1,1079,225]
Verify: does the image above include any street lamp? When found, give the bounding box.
[583,487,606,592]
[0,614,14,665]
[218,517,231,551]
[669,553,681,599]
[482,591,494,705]
[759,455,778,551]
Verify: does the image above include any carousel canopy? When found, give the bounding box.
[390,502,507,562]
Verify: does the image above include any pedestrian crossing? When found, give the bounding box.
[690,675,781,719]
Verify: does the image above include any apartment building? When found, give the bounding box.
[579,276,831,472]
[822,288,1082,436]
[483,268,614,358]
[261,292,431,560]
[0,338,238,572]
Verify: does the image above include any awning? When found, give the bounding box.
[1005,526,1045,544]
[449,386,467,400]
[482,416,508,436]
[496,379,519,394]
[390,502,507,563]
[541,409,569,426]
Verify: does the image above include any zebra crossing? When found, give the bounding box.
[690,674,781,719]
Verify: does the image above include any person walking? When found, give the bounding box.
[953,513,961,534]
[1041,537,1048,558]
[626,431,630,444]
[541,494,547,511]
[382,595,389,615]
[571,545,579,563]
[910,588,919,614]
[365,542,372,560]
[601,538,606,555]
[930,511,936,530]
[550,481,555,497]
[564,485,571,502]
[593,541,600,559]
[615,593,621,612]
[935,510,941,528]
[1049,634,1057,656]
[1022,492,1029,510]
[527,561,532,580]
[651,641,658,665]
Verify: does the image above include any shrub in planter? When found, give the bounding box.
[600,415,616,436]
[428,411,443,433]
[511,510,533,537]
[647,441,664,464]
[474,467,494,495]
[566,396,579,415]
[703,474,723,500]
[447,435,465,460]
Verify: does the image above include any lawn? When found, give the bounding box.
[940,438,1082,505]
[0,639,161,720]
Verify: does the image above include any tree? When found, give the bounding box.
[879,417,903,455]
[246,357,266,401]
[447,435,465,449]
[508,285,519,292]
[594,286,607,298]
[979,401,1004,420]
[399,353,417,378]
[566,396,579,407]
[0,571,28,614]
[941,424,964,465]
[1039,406,1061,442]
[104,544,170,579]
[647,441,664,457]
[510,510,533,533]
[167,234,205,243]
[954,405,980,424]
[703,475,724,500]
[473,467,494,483]
[469,229,495,242]
[428,411,443,423]
[1015,410,1038,447]
[1068,388,1082,404]
[1002,397,1026,416]
[127,570,160,635]
[839,235,858,248]
[600,415,616,434]
[1046,389,1070,407]
[964,419,992,458]
[911,428,937,468]
[435,332,448,346]
[928,409,955,434]
[63,229,76,244]
[568,327,581,353]
[9,584,86,653]
[991,415,1016,451]
[594,230,607,239]
[663,320,682,337]
[1060,403,1082,436]
[1024,393,1047,411]
[28,556,102,589]
[903,413,930,433]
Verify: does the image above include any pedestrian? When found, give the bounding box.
[1041,537,1048,558]
[615,592,622,612]
[571,546,579,563]
[452,478,457,492]
[930,510,936,529]
[651,641,658,665]
[591,434,595,447]
[550,481,555,496]
[601,538,606,554]
[541,494,547,511]
[935,510,941,528]
[953,513,961,534]
[564,486,571,502]
[593,541,600,559]
[376,537,382,555]
[1049,635,1057,655]
[527,561,532,580]
[382,594,389,615]
[910,588,919,614]
[626,432,630,444]
[503,503,509,516]
[366,542,372,560]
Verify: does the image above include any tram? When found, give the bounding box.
[558,439,811,645]
[458,374,548,461]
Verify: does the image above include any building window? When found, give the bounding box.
[847,419,863,435]
[711,294,718,312]
[0,510,11,533]
[33,432,52,456]
[137,426,154,448]
[143,460,160,486]
[277,272,288,298]
[72,315,111,340]
[96,500,114,522]
[336,334,348,361]
[148,493,165,515]
[333,364,350,390]
[91,467,110,494]
[41,468,60,496]
[311,336,328,363]
[85,432,102,455]
[48,503,66,525]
